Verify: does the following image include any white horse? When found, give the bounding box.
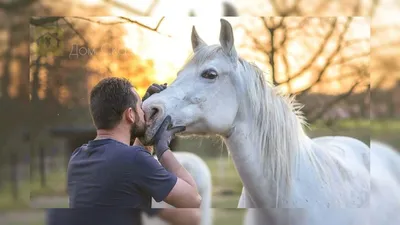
[369,140,400,225]
[142,152,212,225]
[140,18,399,225]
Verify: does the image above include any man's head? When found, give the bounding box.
[89,77,146,140]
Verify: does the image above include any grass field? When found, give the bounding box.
[0,119,399,224]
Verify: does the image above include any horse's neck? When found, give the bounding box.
[224,119,310,208]
[224,121,280,207]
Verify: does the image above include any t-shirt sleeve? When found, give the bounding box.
[133,149,178,202]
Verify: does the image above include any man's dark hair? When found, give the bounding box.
[89,77,138,130]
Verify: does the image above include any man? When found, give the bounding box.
[61,77,201,224]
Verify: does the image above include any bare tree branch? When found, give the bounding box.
[30,17,61,26]
[342,38,370,48]
[70,17,126,25]
[330,51,369,66]
[239,24,270,53]
[295,17,353,96]
[276,23,288,51]
[373,74,389,89]
[69,16,169,37]
[281,47,290,77]
[261,17,285,86]
[118,16,168,35]
[284,19,337,83]
[243,16,370,120]
[319,73,359,84]
[62,18,89,47]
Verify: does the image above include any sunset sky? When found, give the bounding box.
[79,0,398,94]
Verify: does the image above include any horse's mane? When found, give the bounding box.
[235,57,327,206]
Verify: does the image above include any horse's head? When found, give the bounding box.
[142,19,241,144]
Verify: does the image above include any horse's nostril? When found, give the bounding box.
[149,108,159,121]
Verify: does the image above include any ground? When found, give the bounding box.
[0,119,398,225]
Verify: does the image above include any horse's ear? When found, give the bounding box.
[191,26,207,52]
[219,18,237,61]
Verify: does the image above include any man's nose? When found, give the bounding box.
[143,100,164,123]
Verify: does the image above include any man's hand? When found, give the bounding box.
[143,83,167,102]
[151,116,185,160]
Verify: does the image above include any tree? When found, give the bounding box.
[239,16,369,123]
[230,0,400,121]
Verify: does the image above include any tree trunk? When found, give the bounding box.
[1,17,13,100]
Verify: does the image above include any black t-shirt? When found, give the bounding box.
[67,138,177,208]
[46,208,161,225]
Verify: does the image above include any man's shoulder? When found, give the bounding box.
[117,145,149,156]
[70,144,88,160]
[111,145,152,163]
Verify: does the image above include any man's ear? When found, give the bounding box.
[125,107,135,124]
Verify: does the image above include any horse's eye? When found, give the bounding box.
[200,69,218,79]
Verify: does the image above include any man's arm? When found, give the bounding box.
[134,138,197,189]
[159,150,198,191]
[133,149,201,208]
[158,150,201,207]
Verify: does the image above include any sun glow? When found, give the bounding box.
[79,0,372,94]
[120,16,245,84]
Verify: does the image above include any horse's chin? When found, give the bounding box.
[179,123,213,137]
[140,123,161,146]
[140,118,205,145]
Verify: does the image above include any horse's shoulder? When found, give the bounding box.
[312,136,369,165]
[371,141,400,183]
[312,136,368,150]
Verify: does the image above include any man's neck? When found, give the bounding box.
[133,138,153,153]
[96,129,130,146]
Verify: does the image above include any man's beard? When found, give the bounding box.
[130,111,146,141]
